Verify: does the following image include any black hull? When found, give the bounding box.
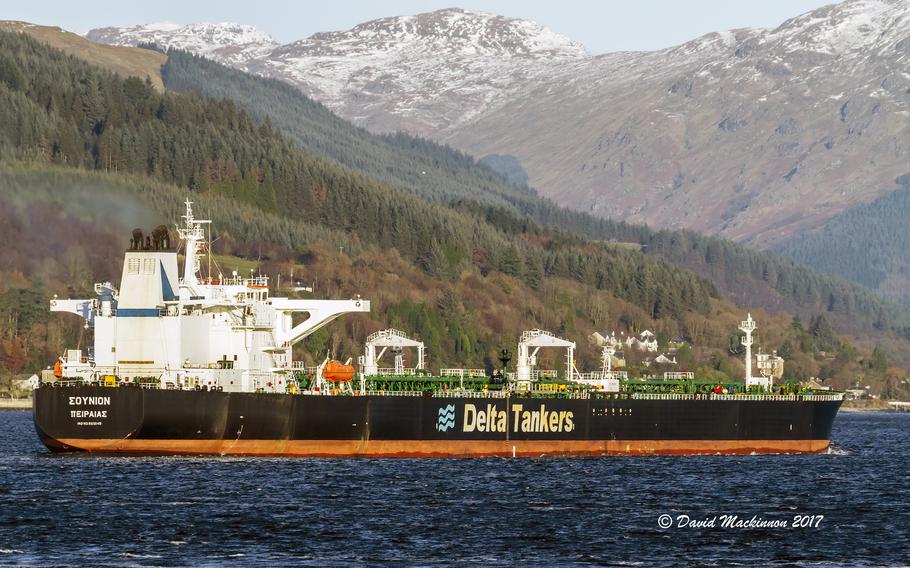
[34,386,842,456]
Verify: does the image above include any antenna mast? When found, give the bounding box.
[739,313,762,389]
[176,200,211,286]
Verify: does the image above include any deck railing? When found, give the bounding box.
[376,368,418,376]
[439,369,487,378]
[631,393,844,402]
[40,380,845,402]
[575,371,628,380]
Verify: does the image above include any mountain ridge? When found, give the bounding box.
[87,9,586,134]
[86,21,278,66]
[86,0,910,247]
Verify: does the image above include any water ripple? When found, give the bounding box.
[0,411,907,566]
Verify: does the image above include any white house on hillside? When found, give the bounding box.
[625,330,658,353]
[13,374,39,390]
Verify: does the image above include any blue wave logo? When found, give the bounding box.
[437,404,456,432]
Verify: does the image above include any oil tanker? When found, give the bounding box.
[34,202,843,457]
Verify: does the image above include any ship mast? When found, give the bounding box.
[739,313,757,388]
[176,200,211,286]
[600,344,616,379]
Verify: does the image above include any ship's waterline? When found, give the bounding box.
[47,438,832,457]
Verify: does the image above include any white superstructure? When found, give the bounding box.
[50,201,370,392]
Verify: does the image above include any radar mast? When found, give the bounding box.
[176,200,211,286]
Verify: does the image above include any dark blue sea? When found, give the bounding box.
[0,410,908,566]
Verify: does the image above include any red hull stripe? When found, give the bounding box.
[52,438,831,457]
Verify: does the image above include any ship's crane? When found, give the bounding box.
[360,329,425,378]
[515,329,575,387]
[270,297,369,348]
[49,297,95,326]
[48,282,117,327]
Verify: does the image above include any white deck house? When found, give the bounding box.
[49,202,370,393]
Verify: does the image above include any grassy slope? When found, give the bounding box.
[0,21,165,91]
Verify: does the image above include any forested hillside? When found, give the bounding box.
[777,178,910,307]
[1,30,909,399]
[0,165,716,379]
[159,48,910,336]
[4,164,907,399]
[0,31,717,320]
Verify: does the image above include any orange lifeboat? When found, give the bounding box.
[53,360,63,378]
[323,360,355,382]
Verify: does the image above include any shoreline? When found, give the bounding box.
[840,400,909,413]
[0,398,31,410]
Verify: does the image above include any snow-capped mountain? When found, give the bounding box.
[86,22,278,66]
[249,9,586,132]
[86,1,910,245]
[442,0,910,244]
[87,9,585,133]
